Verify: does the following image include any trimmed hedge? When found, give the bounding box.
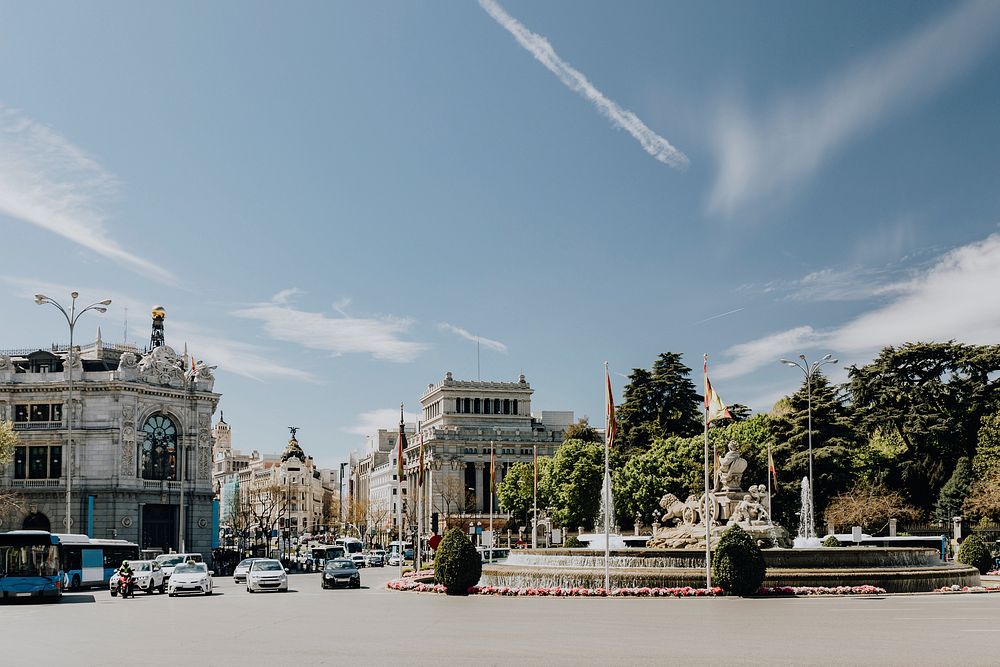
[433,528,483,595]
[712,524,766,596]
[957,534,993,574]
[822,535,841,548]
[563,535,583,548]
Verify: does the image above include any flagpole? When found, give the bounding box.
[489,439,495,564]
[767,442,773,526]
[398,403,404,580]
[532,444,538,550]
[703,355,712,590]
[604,362,611,593]
[416,420,422,572]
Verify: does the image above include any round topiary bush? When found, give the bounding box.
[433,527,483,595]
[564,535,583,548]
[957,534,993,574]
[712,524,766,596]
[822,535,841,548]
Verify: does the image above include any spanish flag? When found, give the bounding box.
[605,367,617,449]
[768,443,779,490]
[704,355,732,423]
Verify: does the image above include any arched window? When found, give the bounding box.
[140,414,178,481]
[22,512,50,532]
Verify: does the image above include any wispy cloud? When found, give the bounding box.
[233,290,429,363]
[0,105,175,284]
[714,233,1000,379]
[693,308,745,326]
[344,408,421,436]
[438,322,508,353]
[708,0,1000,214]
[478,0,688,169]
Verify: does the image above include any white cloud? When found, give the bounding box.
[478,0,688,169]
[0,105,176,284]
[438,322,508,353]
[708,1,1000,214]
[344,408,421,436]
[232,290,429,363]
[715,233,1000,378]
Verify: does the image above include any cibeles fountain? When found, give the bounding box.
[480,441,981,593]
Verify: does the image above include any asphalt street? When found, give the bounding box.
[1,566,998,666]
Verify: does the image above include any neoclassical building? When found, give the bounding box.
[349,373,572,536]
[0,308,219,558]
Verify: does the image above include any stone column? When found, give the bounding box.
[474,462,484,513]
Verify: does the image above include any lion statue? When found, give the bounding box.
[659,493,688,526]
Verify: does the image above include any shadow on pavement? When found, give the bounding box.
[59,594,97,604]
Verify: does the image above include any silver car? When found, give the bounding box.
[246,559,288,593]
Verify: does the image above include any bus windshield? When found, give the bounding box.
[2,544,60,577]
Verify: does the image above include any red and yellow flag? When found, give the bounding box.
[605,367,617,449]
[768,443,779,490]
[490,442,496,494]
[704,355,732,423]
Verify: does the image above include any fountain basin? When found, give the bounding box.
[480,548,980,593]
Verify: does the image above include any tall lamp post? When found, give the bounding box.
[34,292,111,533]
[779,353,838,540]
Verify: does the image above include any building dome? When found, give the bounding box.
[281,433,306,462]
[151,306,166,319]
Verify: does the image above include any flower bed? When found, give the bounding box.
[757,585,886,596]
[401,569,435,579]
[986,570,1000,576]
[932,584,1000,593]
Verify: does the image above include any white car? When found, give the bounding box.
[350,553,367,569]
[167,562,214,596]
[233,558,263,583]
[156,553,204,582]
[246,559,288,593]
[387,554,402,567]
[110,560,164,595]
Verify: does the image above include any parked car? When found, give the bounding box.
[233,558,263,583]
[155,553,204,582]
[110,560,164,595]
[167,562,213,597]
[366,550,386,567]
[321,558,361,589]
[246,559,288,593]
[387,553,403,567]
[350,553,367,569]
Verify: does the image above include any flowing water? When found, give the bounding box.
[793,476,821,548]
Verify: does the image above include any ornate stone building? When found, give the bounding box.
[0,308,219,557]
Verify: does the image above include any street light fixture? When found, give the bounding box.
[778,353,838,540]
[34,292,112,533]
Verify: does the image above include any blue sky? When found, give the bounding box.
[2,1,1000,468]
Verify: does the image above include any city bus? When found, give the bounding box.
[0,531,63,601]
[335,537,364,554]
[57,534,140,590]
[310,544,346,569]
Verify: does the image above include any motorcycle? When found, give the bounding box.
[113,571,135,599]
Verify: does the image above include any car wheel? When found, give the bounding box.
[206,590,213,596]
[168,592,176,597]
[247,586,253,593]
[147,581,155,594]
[110,588,117,597]
[158,582,166,594]
[71,575,81,591]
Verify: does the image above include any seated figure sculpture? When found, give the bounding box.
[716,441,748,491]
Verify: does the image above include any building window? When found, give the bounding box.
[12,445,62,479]
[139,414,178,481]
[474,398,481,414]
[455,398,462,414]
[494,399,501,414]
[484,398,491,415]
[512,399,518,415]
[464,397,471,413]
[13,404,63,423]
[503,399,511,414]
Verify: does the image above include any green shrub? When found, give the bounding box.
[822,535,841,548]
[957,534,993,574]
[564,535,583,548]
[433,528,483,595]
[712,524,766,596]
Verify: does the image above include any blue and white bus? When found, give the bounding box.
[0,530,63,601]
[57,534,139,590]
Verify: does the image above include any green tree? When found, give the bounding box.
[433,528,482,595]
[616,368,659,451]
[616,353,702,452]
[768,373,857,527]
[848,342,1000,509]
[935,457,974,523]
[563,418,602,444]
[613,435,702,527]
[496,459,552,526]
[547,439,604,530]
[956,534,993,575]
[972,411,1000,481]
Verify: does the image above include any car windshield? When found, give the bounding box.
[253,561,283,571]
[158,555,186,567]
[327,559,353,569]
[173,563,207,574]
[133,562,151,571]
[237,559,257,568]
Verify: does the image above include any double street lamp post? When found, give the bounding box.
[34,292,112,534]
[779,353,838,540]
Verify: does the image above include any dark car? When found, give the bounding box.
[321,558,361,589]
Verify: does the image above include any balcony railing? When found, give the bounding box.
[13,422,64,431]
[11,479,62,488]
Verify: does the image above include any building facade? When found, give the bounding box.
[0,309,220,560]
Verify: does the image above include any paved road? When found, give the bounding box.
[2,567,998,666]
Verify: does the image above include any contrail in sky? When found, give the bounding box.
[479,0,689,169]
[693,308,745,325]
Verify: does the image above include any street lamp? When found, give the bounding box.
[779,353,838,540]
[35,292,111,533]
